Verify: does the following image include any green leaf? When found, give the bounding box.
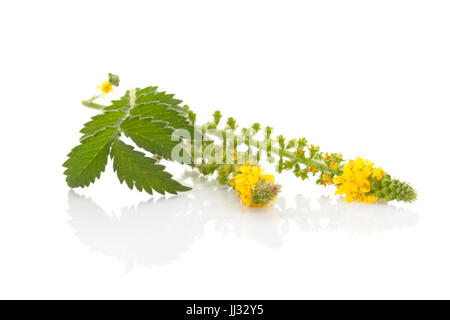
[80,110,125,139]
[120,116,180,159]
[63,127,116,188]
[110,138,191,195]
[104,86,185,113]
[104,86,157,111]
[89,87,192,138]
[64,85,194,194]
[130,102,193,133]
[138,90,184,112]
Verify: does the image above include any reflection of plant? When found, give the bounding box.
[67,191,205,269]
[282,196,420,234]
[67,175,419,269]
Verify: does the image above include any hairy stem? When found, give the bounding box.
[81,95,105,111]
[204,128,331,174]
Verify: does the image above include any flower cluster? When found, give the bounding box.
[189,110,416,206]
[266,135,346,186]
[332,158,384,203]
[229,164,280,207]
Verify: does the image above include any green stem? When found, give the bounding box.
[81,95,106,111]
[204,128,331,174]
[279,147,330,173]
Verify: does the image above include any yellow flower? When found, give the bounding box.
[229,163,280,207]
[97,81,114,97]
[330,162,339,170]
[364,194,378,204]
[333,175,345,185]
[322,174,333,185]
[372,167,384,181]
[332,157,383,204]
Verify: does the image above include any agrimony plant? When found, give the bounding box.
[63,74,417,207]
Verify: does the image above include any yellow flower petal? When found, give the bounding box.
[372,167,384,180]
[230,163,278,207]
[334,157,384,204]
[345,194,354,203]
[333,175,345,185]
[360,180,371,193]
[97,81,114,96]
[364,194,378,203]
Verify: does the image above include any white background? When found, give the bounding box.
[0,0,449,299]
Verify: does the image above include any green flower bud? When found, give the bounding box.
[297,138,308,148]
[278,135,285,150]
[382,179,391,187]
[251,123,261,133]
[213,110,222,125]
[108,73,120,86]
[382,187,391,195]
[378,178,416,202]
[188,111,196,124]
[226,117,237,130]
[286,139,296,149]
[371,180,381,190]
[251,180,281,205]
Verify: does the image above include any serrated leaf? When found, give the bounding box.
[63,127,116,188]
[137,90,184,112]
[130,102,193,133]
[80,110,125,139]
[104,86,185,113]
[104,86,158,111]
[110,138,191,195]
[64,84,194,193]
[120,116,181,159]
